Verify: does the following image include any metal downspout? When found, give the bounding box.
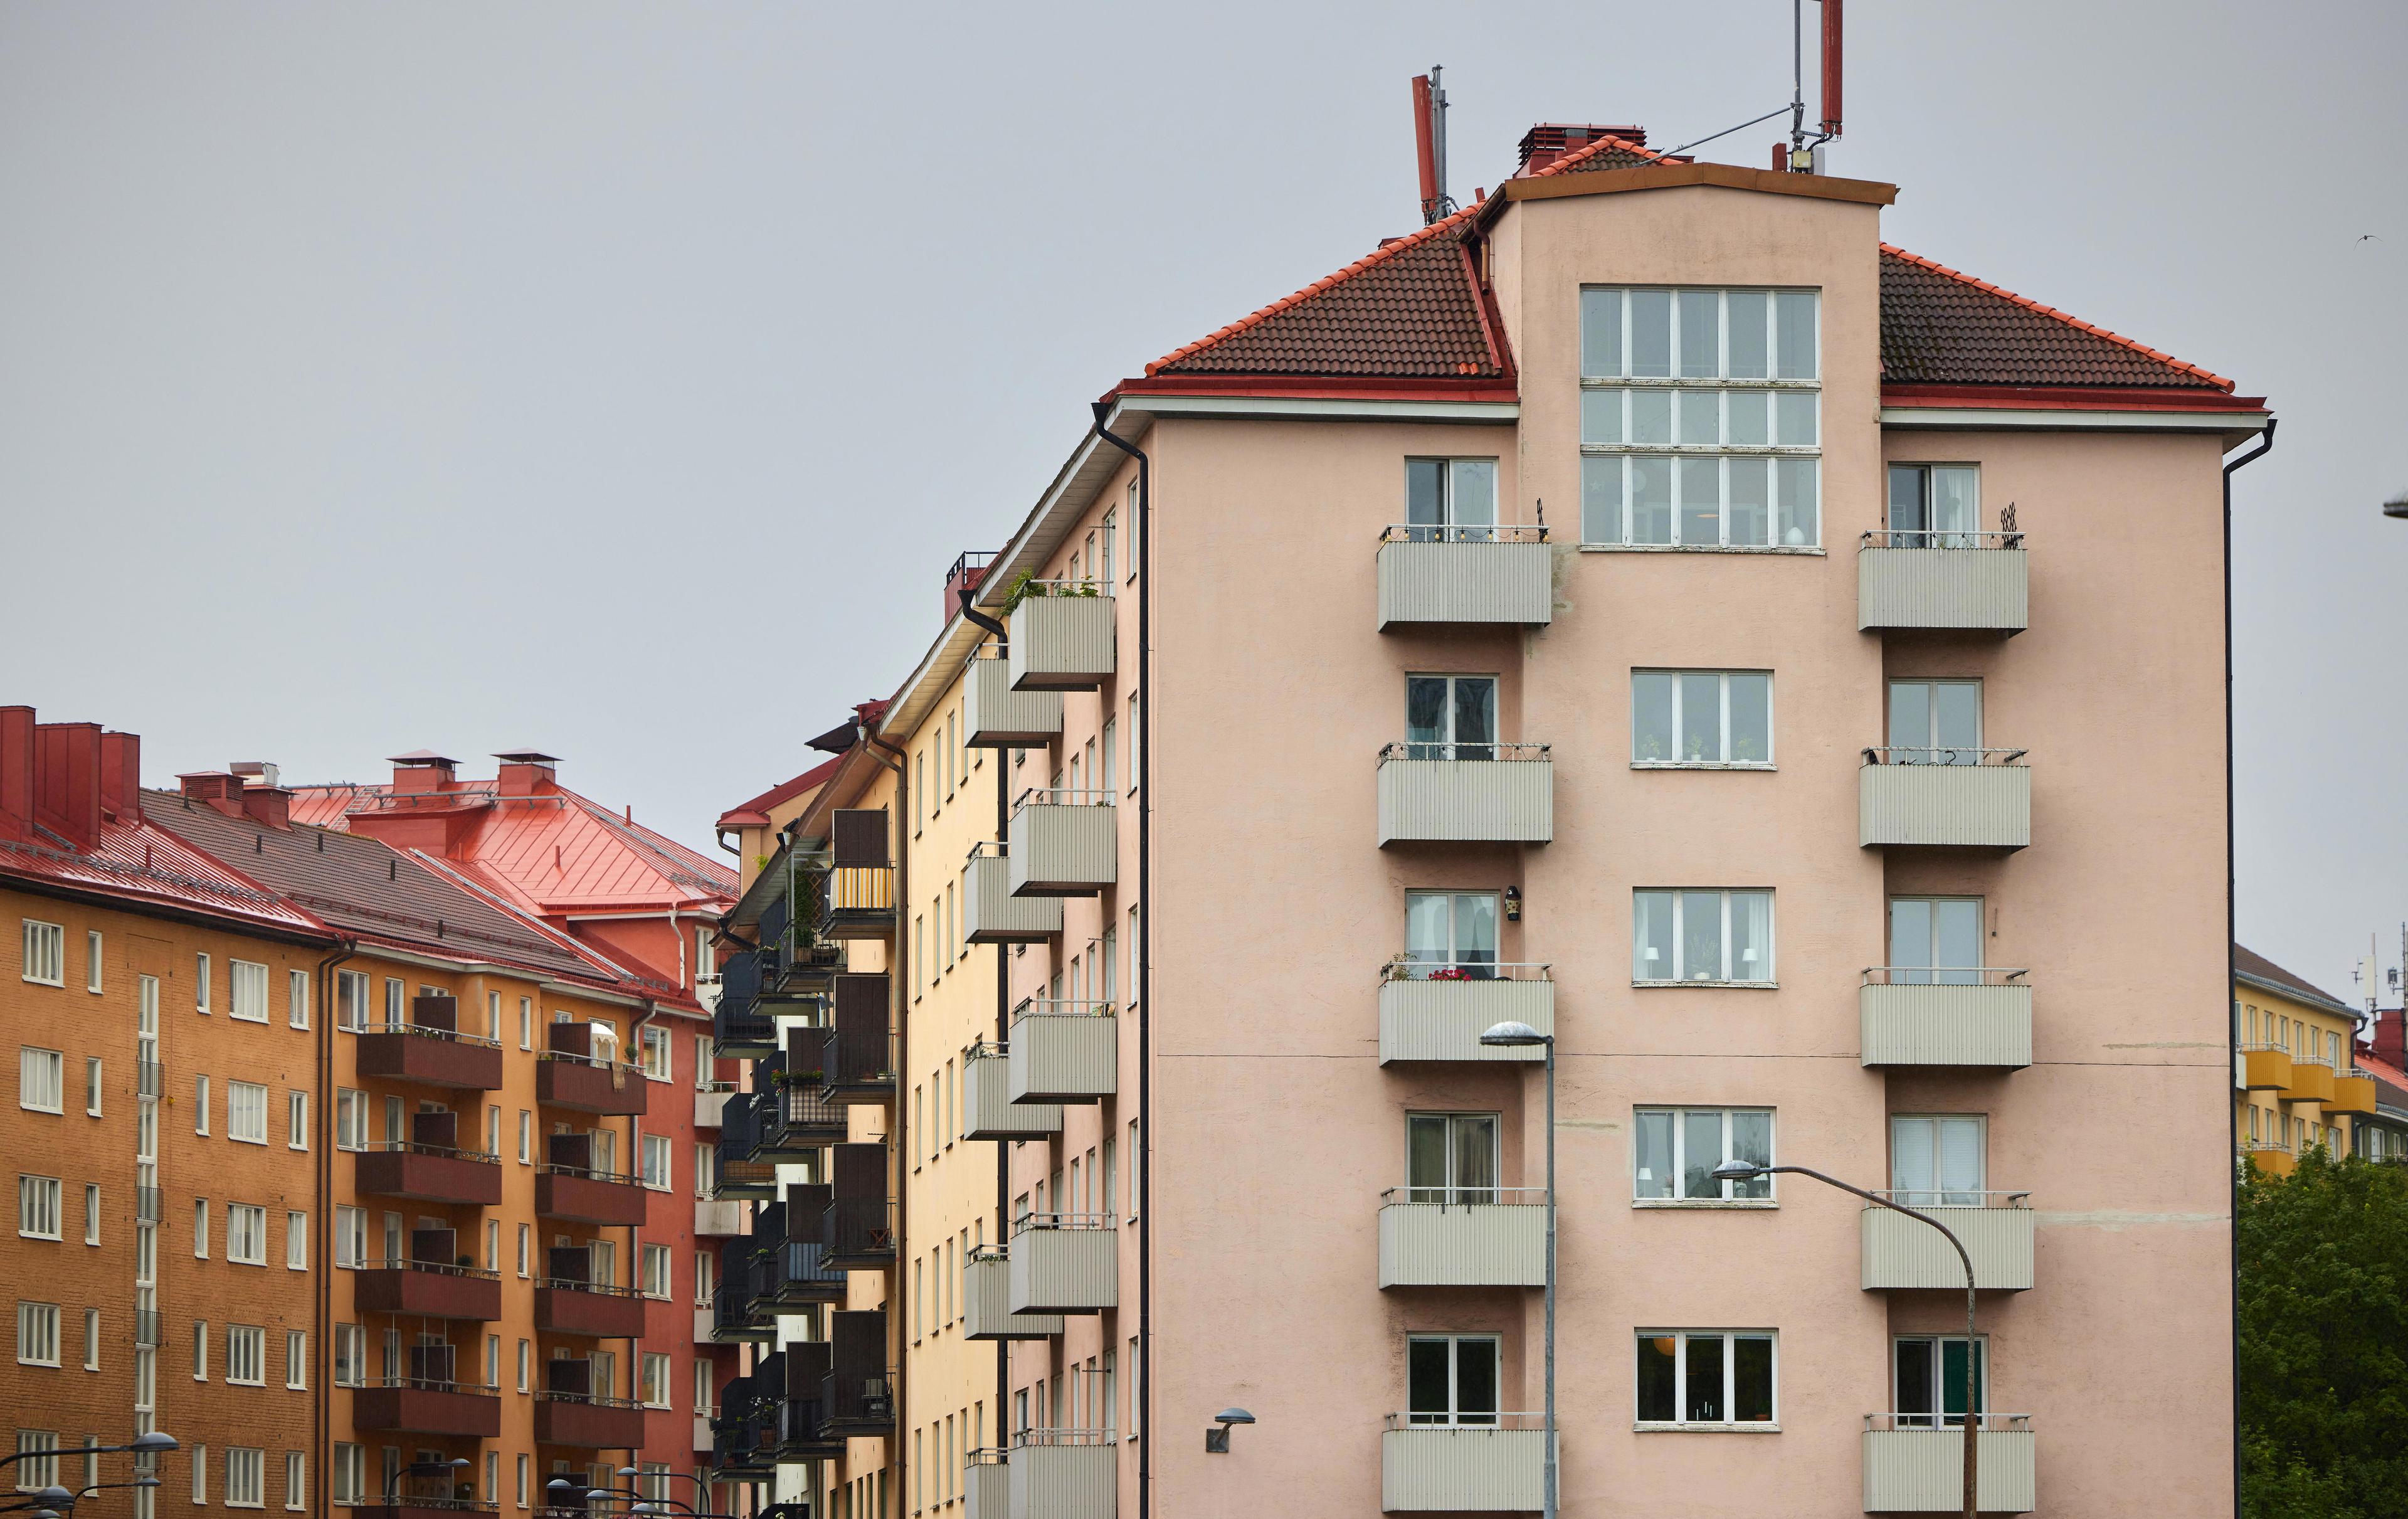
[859,729,909,1519]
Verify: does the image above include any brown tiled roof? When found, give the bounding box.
[1139,139,2233,394]
[2236,944,2357,1015]
[1878,245,2232,390]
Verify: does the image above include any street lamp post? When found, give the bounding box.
[1479,1020,1555,1519]
[0,1434,177,1475]
[1713,1160,1982,1519]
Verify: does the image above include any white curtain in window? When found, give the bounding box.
[1735,892,1773,982]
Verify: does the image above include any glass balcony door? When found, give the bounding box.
[1888,898,1983,986]
[1406,675,1497,761]
[1894,1335,1987,1427]
[1890,1115,1985,1208]
[1888,679,1982,763]
[1405,892,1499,979]
[1406,1113,1497,1206]
[1406,1335,1500,1427]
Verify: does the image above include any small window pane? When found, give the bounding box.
[1633,892,1674,980]
[1680,892,1723,980]
[1630,459,1673,544]
[1636,1336,1677,1421]
[1407,1340,1451,1421]
[1406,460,1445,527]
[1677,291,1719,376]
[1733,1336,1775,1421]
[1681,1111,1721,1198]
[1728,675,1771,763]
[1935,901,1982,980]
[1726,459,1769,546]
[1580,288,1624,377]
[1685,1334,1726,1422]
[1729,1112,1773,1199]
[1629,291,1672,377]
[1405,679,1447,746]
[1775,460,1817,546]
[1581,457,1624,545]
[1676,389,1719,445]
[1775,391,1818,446]
[1677,458,1719,546]
[1580,389,1623,445]
[1452,679,1496,750]
[1726,292,1769,378]
[1634,1111,1674,1199]
[1632,674,1676,763]
[1449,462,1496,526]
[1629,389,1673,445]
[1775,292,1818,378]
[1452,896,1497,970]
[1725,389,1768,446]
[1733,892,1773,981]
[1677,674,1721,763]
[1454,1341,1498,1423]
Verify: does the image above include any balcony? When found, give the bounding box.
[1377,1189,1548,1289]
[1008,1001,1116,1104]
[1006,588,1116,691]
[777,1237,851,1305]
[712,951,778,1059]
[694,1084,736,1129]
[1008,1215,1116,1314]
[1861,1195,2034,1291]
[964,1449,1008,1519]
[1859,749,2030,850]
[712,1098,778,1200]
[966,649,1064,748]
[966,844,1064,943]
[964,1044,1061,1139]
[1380,1417,1546,1512]
[1376,743,1553,847]
[2330,1070,2380,1117]
[1007,1434,1116,1519]
[534,1392,648,1449]
[357,1014,504,1091]
[1856,530,2029,633]
[964,1247,1065,1340]
[1376,524,1553,631]
[2245,1143,2296,1178]
[536,1054,651,1117]
[811,862,897,944]
[1378,965,1554,1064]
[348,1501,500,1519]
[2241,1045,2293,1091]
[353,1379,502,1439]
[355,1260,503,1323]
[821,1195,897,1271]
[534,1258,649,1338]
[355,1143,503,1209]
[1861,1415,2036,1513]
[757,1075,851,1158]
[694,1197,744,1236]
[1859,971,2034,1069]
[2282,1053,2337,1105]
[709,1374,778,1477]
[1008,791,1116,896]
[820,974,895,1106]
[774,1367,845,1463]
[536,1162,649,1228]
[710,1277,773,1345]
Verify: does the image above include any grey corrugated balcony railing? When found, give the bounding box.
[1377,742,1554,846]
[966,843,1064,943]
[1857,528,2029,633]
[1376,522,1553,631]
[1860,1192,2034,1291]
[1378,962,1554,1064]
[963,1448,1010,1519]
[1008,790,1117,897]
[963,1246,1064,1341]
[693,1080,736,1130]
[1380,1413,1548,1513]
[1376,1187,1548,1288]
[1008,1213,1116,1315]
[1007,1431,1117,1519]
[964,1040,1061,1139]
[1007,1000,1116,1104]
[1859,748,2030,849]
[1006,584,1117,691]
[966,648,1065,747]
[1859,966,2033,1069]
[1862,1414,2036,1513]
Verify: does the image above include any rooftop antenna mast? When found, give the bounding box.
[1785,0,1842,172]
[1413,66,1454,223]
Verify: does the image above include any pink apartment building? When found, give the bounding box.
[730,122,2267,1519]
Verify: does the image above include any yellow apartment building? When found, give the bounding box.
[2236,945,2379,1175]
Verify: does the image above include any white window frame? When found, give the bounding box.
[196,953,211,1014]
[229,961,269,1024]
[228,1082,268,1145]
[226,1326,265,1386]
[21,921,65,987]
[85,931,102,993]
[1400,457,1502,536]
[640,1244,672,1300]
[334,1090,366,1151]
[641,1352,673,1409]
[1630,670,1775,768]
[1634,1328,1780,1430]
[1632,1108,1776,1205]
[286,1214,307,1271]
[641,1135,672,1192]
[287,1091,309,1151]
[639,1026,671,1082]
[1578,286,1822,551]
[1888,1113,1989,1208]
[1403,1333,1502,1427]
[226,1205,267,1267]
[1892,1334,1990,1428]
[288,970,309,1030]
[332,1445,362,1506]
[225,1446,263,1508]
[334,971,368,1032]
[1632,889,1775,986]
[19,1047,63,1113]
[284,1453,305,1511]
[1884,463,1984,547]
[16,1301,60,1367]
[334,1207,364,1270]
[18,1176,61,1241]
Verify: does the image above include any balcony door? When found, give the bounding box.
[1407,1113,1497,1206]
[1407,675,1497,761]
[1888,897,1982,986]
[1407,1335,1499,1427]
[1891,1115,1985,1207]
[1886,465,1979,548]
[1894,1335,1988,1427]
[1405,458,1498,542]
[1888,679,1982,764]
[1405,892,1499,979]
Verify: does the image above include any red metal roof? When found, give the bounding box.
[716,756,841,833]
[0,813,329,938]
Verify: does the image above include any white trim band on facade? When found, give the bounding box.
[1879,406,2269,435]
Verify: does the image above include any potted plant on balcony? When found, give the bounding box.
[1429,965,1472,982]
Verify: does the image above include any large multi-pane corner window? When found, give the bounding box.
[1894,1336,1988,1427]
[21,921,65,987]
[1403,674,1497,761]
[1580,287,1820,549]
[1405,1113,1497,1205]
[1886,464,1982,548]
[1633,1108,1773,1203]
[1400,458,1501,540]
[1886,679,1982,765]
[1403,891,1499,978]
[1632,890,1774,985]
[1635,1330,1777,1427]
[1406,1335,1500,1426]
[1632,671,1772,766]
[1889,897,1983,985]
[1890,1115,1985,1207]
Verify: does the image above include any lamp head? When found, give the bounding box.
[1204,1407,1255,1453]
[1710,1160,1765,1182]
[1214,1408,1255,1426]
[135,1478,162,1490]
[615,1468,640,1479]
[1477,1020,1548,1048]
[2387,489,2408,519]
[132,1431,179,1453]
[34,1488,73,1504]
[547,1479,584,1496]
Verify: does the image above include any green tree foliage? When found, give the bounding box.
[2239,1150,2408,1518]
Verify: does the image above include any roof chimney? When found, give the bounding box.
[388,750,459,795]
[494,749,560,798]
[240,785,293,831]
[98,731,142,824]
[0,707,33,844]
[176,770,248,818]
[229,761,280,790]
[1515,123,1649,176]
[33,722,103,852]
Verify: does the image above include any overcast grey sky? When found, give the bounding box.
[1,1,2400,1000]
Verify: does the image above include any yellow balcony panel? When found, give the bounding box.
[2241,1047,2292,1091]
[2281,1058,2335,1105]
[2329,1074,2379,1118]
[2245,1145,2296,1178]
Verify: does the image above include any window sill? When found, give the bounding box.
[1632,980,1778,991]
[1580,544,1825,556]
[1634,1422,1780,1434]
[1630,762,1776,772]
[1631,1198,1777,1210]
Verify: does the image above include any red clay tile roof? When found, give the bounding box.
[1879,245,2232,391]
[1138,134,2233,396]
